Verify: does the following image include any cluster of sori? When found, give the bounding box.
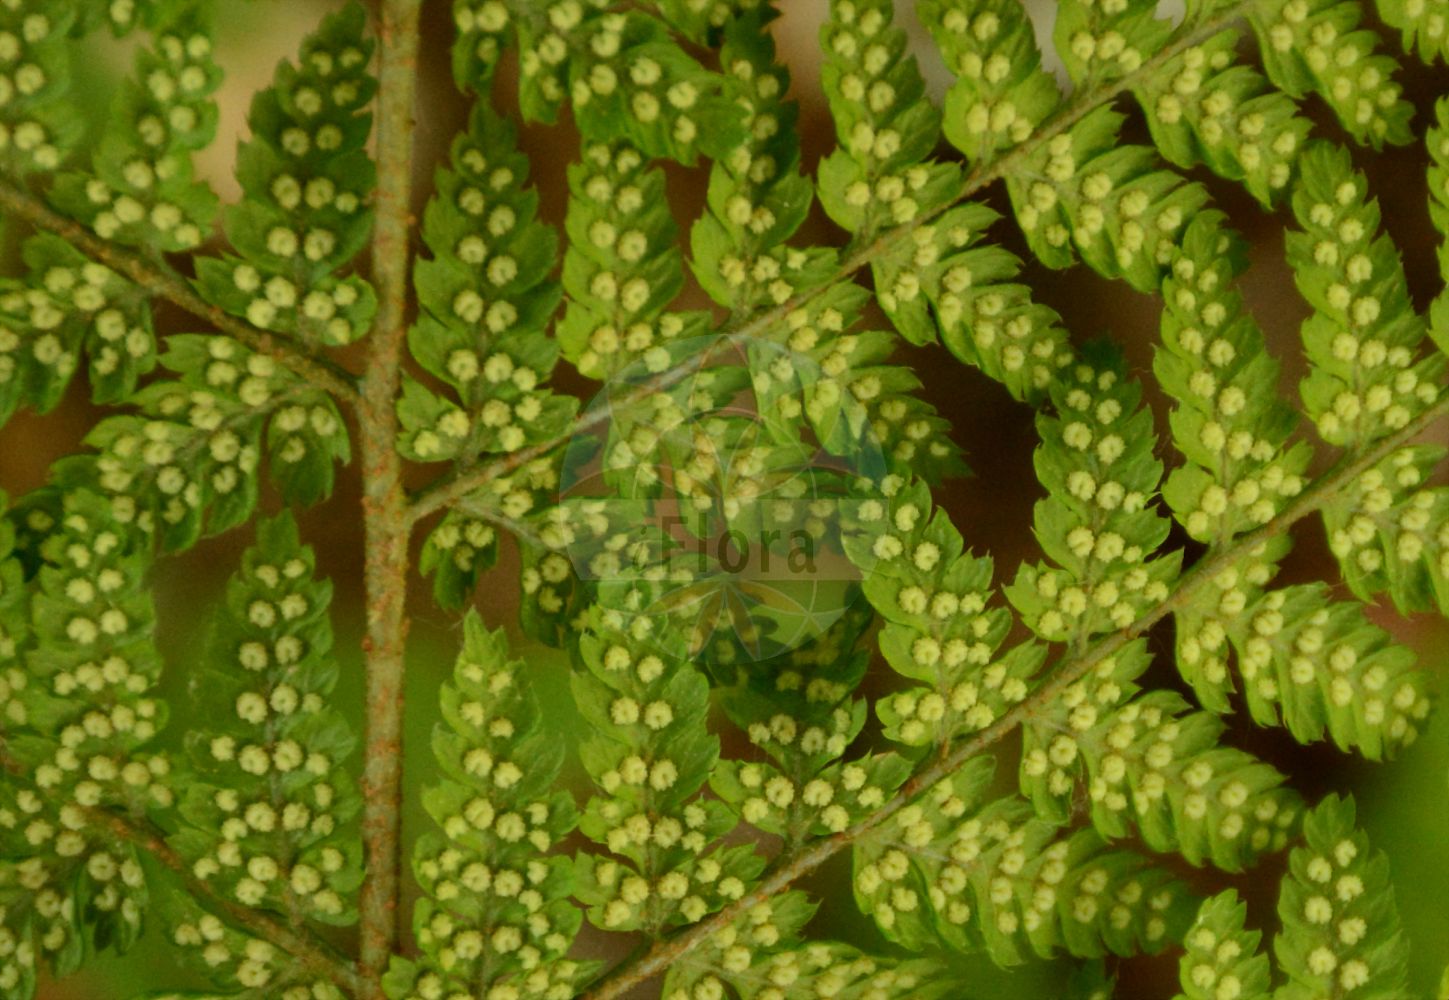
[0,4,374,995]
[385,0,1437,996]
[0,0,1444,996]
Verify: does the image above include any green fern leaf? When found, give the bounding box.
[50,0,220,253]
[1247,0,1412,146]
[852,756,1193,963]
[1137,30,1311,207]
[1174,890,1271,1000]
[385,612,589,1000]
[193,3,377,350]
[1273,794,1411,1000]
[0,490,170,996]
[52,334,348,550]
[169,515,361,947]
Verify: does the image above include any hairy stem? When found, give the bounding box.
[405,0,1259,524]
[356,0,422,991]
[580,394,1449,999]
[0,179,358,401]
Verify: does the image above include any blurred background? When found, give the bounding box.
[1,0,1445,996]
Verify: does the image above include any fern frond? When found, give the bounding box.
[1239,579,1427,754]
[0,1,219,425]
[0,1,79,179]
[384,612,589,1000]
[529,34,781,652]
[170,515,360,937]
[794,0,1066,486]
[1019,638,1301,869]
[517,534,588,645]
[0,490,170,996]
[0,234,154,421]
[405,102,573,460]
[1157,212,1310,547]
[704,8,960,479]
[577,387,1440,997]
[1247,0,1412,146]
[449,0,510,91]
[403,103,571,465]
[825,0,1060,396]
[820,0,1075,404]
[843,480,1037,749]
[194,3,377,350]
[877,192,1076,400]
[50,0,220,254]
[1376,0,1449,62]
[851,756,1192,963]
[421,508,500,613]
[405,98,574,609]
[1174,890,1271,1000]
[0,2,358,413]
[1142,190,1432,758]
[917,0,1060,165]
[1287,142,1449,623]
[0,180,359,407]
[558,140,709,381]
[1,0,1446,994]
[1320,444,1449,617]
[1167,458,1435,755]
[661,891,946,1000]
[572,604,764,936]
[819,0,944,244]
[1154,210,1310,720]
[1137,30,1312,207]
[1007,349,1181,643]
[1273,794,1411,1000]
[414,0,1291,524]
[692,11,814,314]
[52,334,348,550]
[148,515,364,999]
[1290,142,1440,450]
[1010,107,1207,288]
[158,905,349,1000]
[1054,0,1174,89]
[712,605,913,843]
